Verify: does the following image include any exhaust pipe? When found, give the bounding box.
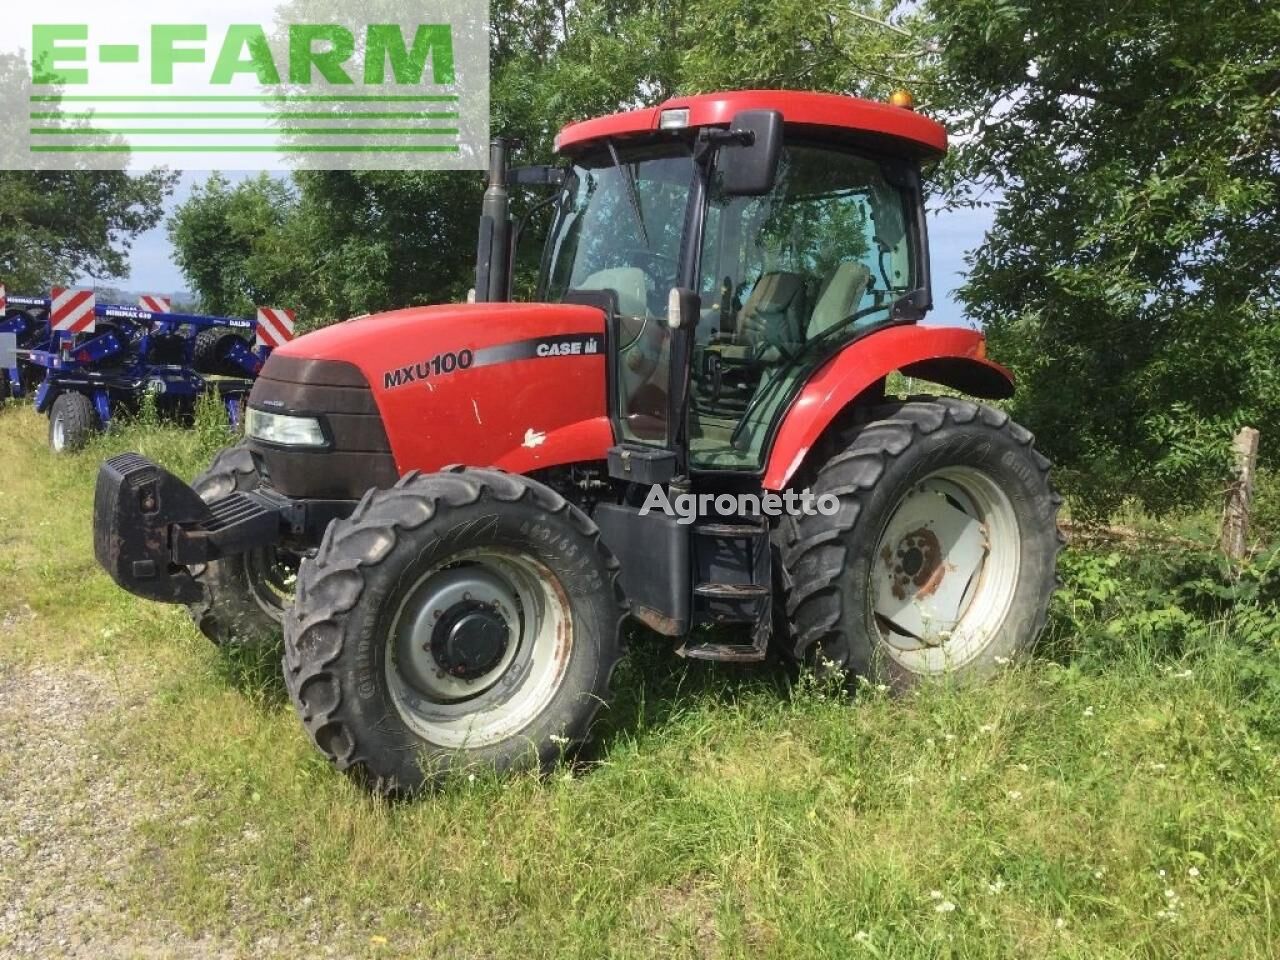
[475,139,512,303]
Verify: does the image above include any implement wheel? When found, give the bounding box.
[48,393,99,453]
[777,397,1062,689]
[284,468,625,794]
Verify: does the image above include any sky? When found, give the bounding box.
[112,173,995,327]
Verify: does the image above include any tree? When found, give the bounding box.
[926,0,1280,514]
[0,55,175,292]
[166,174,301,318]
[169,1,924,319]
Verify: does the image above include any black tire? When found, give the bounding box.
[283,467,626,795]
[192,328,247,377]
[48,393,99,453]
[0,369,11,402]
[187,445,298,646]
[776,397,1062,689]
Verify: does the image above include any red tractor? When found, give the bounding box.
[94,91,1060,793]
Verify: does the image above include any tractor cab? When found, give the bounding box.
[489,91,943,474]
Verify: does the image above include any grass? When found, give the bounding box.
[1,400,1278,958]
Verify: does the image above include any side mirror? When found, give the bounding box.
[717,110,783,197]
[509,165,566,187]
[667,287,701,331]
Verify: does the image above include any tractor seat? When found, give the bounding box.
[808,261,872,338]
[735,270,808,359]
[576,267,650,319]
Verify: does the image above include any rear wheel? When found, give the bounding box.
[187,445,299,646]
[283,468,626,794]
[48,393,99,453]
[777,397,1061,688]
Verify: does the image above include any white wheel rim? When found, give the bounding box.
[385,548,572,750]
[870,466,1021,674]
[52,416,65,451]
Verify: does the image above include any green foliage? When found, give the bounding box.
[1050,543,1280,736]
[167,1,926,322]
[0,57,175,291]
[927,0,1280,516]
[166,174,298,319]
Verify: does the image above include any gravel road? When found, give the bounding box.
[0,653,352,959]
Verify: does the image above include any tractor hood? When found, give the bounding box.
[248,302,614,496]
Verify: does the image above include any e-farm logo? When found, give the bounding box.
[0,0,489,171]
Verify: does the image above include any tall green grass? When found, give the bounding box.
[0,402,1276,958]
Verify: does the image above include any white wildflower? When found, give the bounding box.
[934,900,956,914]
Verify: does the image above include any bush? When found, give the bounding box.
[1048,542,1280,737]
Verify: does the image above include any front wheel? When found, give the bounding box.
[777,397,1061,689]
[284,468,626,794]
[187,445,299,646]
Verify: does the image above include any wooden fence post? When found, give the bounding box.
[1220,426,1260,561]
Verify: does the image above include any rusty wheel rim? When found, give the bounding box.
[870,467,1020,674]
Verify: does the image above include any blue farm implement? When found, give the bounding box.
[1,287,295,452]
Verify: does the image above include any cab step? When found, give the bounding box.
[693,582,769,600]
[693,521,766,538]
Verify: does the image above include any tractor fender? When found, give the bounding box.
[492,415,615,475]
[761,324,1014,490]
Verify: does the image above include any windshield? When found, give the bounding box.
[543,144,696,446]
[543,144,695,318]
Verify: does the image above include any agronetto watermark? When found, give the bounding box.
[640,486,841,525]
[0,0,489,171]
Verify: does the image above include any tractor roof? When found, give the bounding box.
[555,90,947,159]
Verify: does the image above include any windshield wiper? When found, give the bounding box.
[606,138,649,248]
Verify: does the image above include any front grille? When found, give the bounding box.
[247,355,398,499]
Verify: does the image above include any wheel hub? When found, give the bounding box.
[884,527,944,601]
[430,602,510,680]
[393,566,522,702]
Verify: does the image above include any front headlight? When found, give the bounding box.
[245,407,327,447]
